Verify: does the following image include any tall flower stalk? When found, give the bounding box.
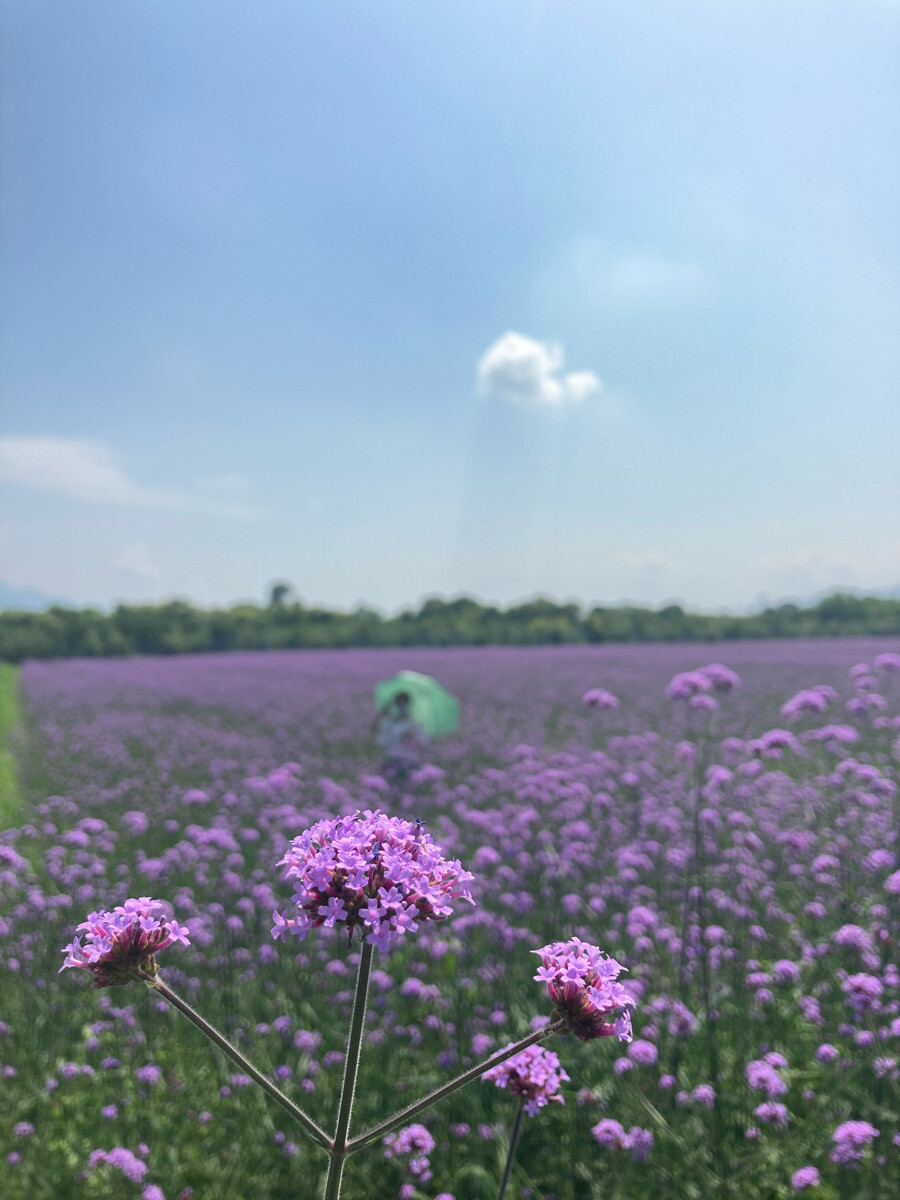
[323,940,373,1200]
[60,817,638,1200]
[496,1100,525,1200]
[139,969,331,1151]
[347,1018,568,1155]
[483,1043,570,1200]
[63,909,571,1194]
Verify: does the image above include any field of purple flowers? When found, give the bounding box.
[2,640,900,1200]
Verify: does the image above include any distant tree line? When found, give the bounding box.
[0,592,898,663]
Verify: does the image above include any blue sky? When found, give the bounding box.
[2,0,898,612]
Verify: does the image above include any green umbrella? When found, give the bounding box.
[374,670,460,738]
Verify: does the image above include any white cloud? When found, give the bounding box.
[547,240,712,315]
[0,436,260,520]
[619,550,672,573]
[2,436,141,504]
[476,332,601,408]
[755,543,900,599]
[114,542,161,582]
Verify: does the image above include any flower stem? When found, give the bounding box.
[496,1099,525,1200]
[347,1018,566,1156]
[139,970,331,1153]
[323,939,374,1200]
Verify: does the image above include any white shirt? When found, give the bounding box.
[376,713,424,761]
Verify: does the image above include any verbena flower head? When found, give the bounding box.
[592,1118,626,1148]
[833,923,874,951]
[483,1043,570,1116]
[533,937,635,1042]
[591,1120,654,1161]
[699,663,741,692]
[384,1124,435,1182]
[628,1038,658,1067]
[842,973,883,1015]
[666,671,712,701]
[746,1059,788,1097]
[791,1166,821,1192]
[691,1084,716,1108]
[87,1147,148,1183]
[754,1101,788,1126]
[60,899,190,988]
[623,1126,654,1163]
[273,810,474,951]
[384,1124,435,1158]
[782,688,832,720]
[830,1120,879,1165]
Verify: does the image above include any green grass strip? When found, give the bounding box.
[0,662,22,827]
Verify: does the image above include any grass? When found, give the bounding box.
[0,662,21,827]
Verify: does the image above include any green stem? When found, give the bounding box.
[496,1099,526,1200]
[347,1018,566,1156]
[323,940,374,1200]
[139,970,331,1153]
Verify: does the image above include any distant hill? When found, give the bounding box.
[0,583,72,612]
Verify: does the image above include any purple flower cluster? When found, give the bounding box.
[483,1043,570,1116]
[272,810,474,952]
[687,1084,716,1108]
[829,1120,879,1165]
[746,1057,788,1098]
[842,973,883,1015]
[754,1101,788,1127]
[135,1064,163,1086]
[833,924,874,953]
[782,685,836,720]
[791,1166,821,1191]
[591,1119,654,1162]
[666,671,713,701]
[383,1123,435,1182]
[533,937,634,1042]
[583,688,620,710]
[666,663,741,702]
[746,728,801,758]
[87,1146,148,1183]
[60,899,190,988]
[627,1038,658,1067]
[699,663,742,692]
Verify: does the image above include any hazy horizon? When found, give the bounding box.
[3,577,898,622]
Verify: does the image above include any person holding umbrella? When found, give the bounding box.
[372,690,426,785]
[372,671,460,787]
